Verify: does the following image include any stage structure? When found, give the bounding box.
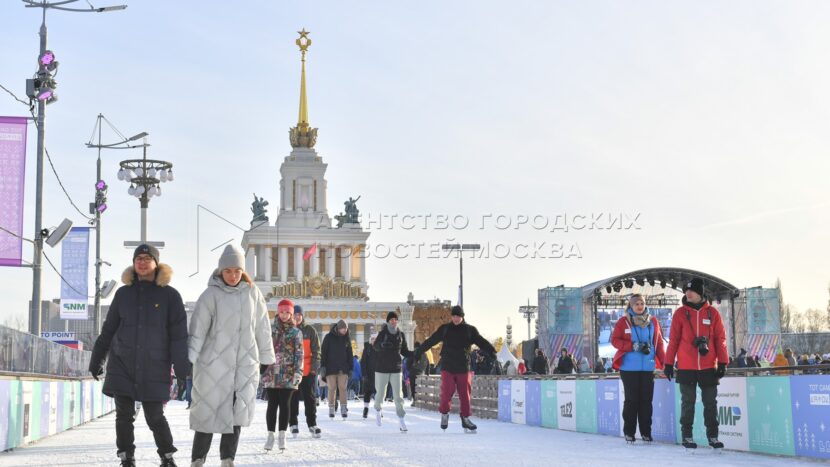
[538,268,781,365]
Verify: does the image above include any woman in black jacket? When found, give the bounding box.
[320,320,353,418]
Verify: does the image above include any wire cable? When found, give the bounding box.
[43,251,95,299]
[0,82,30,107]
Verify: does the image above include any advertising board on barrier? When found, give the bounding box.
[716,377,749,451]
[525,381,542,427]
[790,375,830,459]
[651,378,676,442]
[497,380,511,422]
[540,380,558,428]
[748,376,795,456]
[557,380,576,431]
[511,380,526,425]
[575,380,597,433]
[596,379,620,436]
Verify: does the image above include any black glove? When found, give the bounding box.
[260,364,269,375]
[716,363,726,379]
[90,367,103,381]
[664,364,674,381]
[174,361,191,382]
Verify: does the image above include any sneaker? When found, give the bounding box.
[708,437,724,449]
[264,431,275,451]
[278,431,286,451]
[219,460,234,467]
[309,426,322,438]
[440,413,449,430]
[399,417,408,432]
[118,452,136,467]
[682,437,697,449]
[362,407,369,418]
[376,409,383,426]
[290,425,299,438]
[624,434,636,443]
[160,452,178,467]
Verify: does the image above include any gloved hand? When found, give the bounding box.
[260,364,269,375]
[90,366,103,381]
[716,363,726,379]
[292,372,303,387]
[664,364,674,381]
[175,362,191,382]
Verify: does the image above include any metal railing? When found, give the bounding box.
[0,325,92,378]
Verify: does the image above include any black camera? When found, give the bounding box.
[693,336,709,356]
[639,342,651,355]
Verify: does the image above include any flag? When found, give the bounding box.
[303,243,318,261]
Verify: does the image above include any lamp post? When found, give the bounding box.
[21,0,126,336]
[441,243,480,308]
[117,140,173,245]
[519,299,538,341]
[85,114,147,332]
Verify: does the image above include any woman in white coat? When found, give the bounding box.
[188,245,276,467]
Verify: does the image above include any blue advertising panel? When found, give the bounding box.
[498,380,511,422]
[525,381,542,427]
[60,227,90,320]
[651,378,676,442]
[791,375,830,459]
[596,379,620,436]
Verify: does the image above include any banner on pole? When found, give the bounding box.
[60,227,90,320]
[0,116,28,267]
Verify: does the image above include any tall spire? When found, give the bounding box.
[290,28,318,149]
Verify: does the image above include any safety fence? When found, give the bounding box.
[0,325,91,378]
[414,368,830,460]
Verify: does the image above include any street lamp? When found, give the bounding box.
[85,114,148,333]
[117,137,173,245]
[441,243,480,308]
[518,299,538,341]
[21,0,127,336]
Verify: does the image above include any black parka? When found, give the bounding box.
[320,320,354,375]
[89,264,189,401]
[372,324,412,373]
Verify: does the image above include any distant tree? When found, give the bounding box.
[803,308,827,333]
[1,313,26,331]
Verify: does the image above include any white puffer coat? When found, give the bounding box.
[188,270,275,433]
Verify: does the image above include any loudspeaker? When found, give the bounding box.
[45,218,73,247]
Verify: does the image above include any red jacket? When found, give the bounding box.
[611,313,666,371]
[664,301,728,370]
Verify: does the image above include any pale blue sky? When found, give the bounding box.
[1,1,828,338]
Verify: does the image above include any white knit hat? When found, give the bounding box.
[218,244,245,271]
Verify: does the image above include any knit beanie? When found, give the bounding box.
[133,243,159,265]
[386,311,398,322]
[294,305,303,315]
[451,305,464,317]
[218,244,245,271]
[683,278,705,297]
[277,299,294,310]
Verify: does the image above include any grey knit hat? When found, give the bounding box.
[218,244,245,271]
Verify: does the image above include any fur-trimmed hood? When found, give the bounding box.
[121,263,173,287]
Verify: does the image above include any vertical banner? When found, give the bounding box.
[0,116,28,267]
[575,380,597,433]
[497,380,511,422]
[747,376,795,456]
[511,380,526,425]
[525,380,542,427]
[596,379,620,436]
[557,380,576,431]
[716,377,749,451]
[541,380,558,428]
[651,378,676,443]
[790,375,830,459]
[745,288,781,334]
[60,227,90,320]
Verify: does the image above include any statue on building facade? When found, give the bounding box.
[251,193,269,223]
[344,195,361,224]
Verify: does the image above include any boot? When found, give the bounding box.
[219,460,234,467]
[399,416,408,432]
[159,452,178,467]
[118,452,136,467]
[278,431,286,451]
[263,431,275,451]
[290,425,299,438]
[440,413,449,430]
[375,409,383,426]
[190,460,205,467]
[460,416,477,433]
[309,426,322,438]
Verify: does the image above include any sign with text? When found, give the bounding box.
[790,375,830,459]
[596,379,620,436]
[60,228,90,320]
[716,377,749,451]
[0,116,28,267]
[557,380,576,431]
[510,380,526,425]
[745,288,781,334]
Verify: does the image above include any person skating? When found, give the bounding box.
[261,299,304,452]
[414,305,496,433]
[288,305,322,439]
[320,320,354,419]
[408,341,429,401]
[611,294,665,444]
[531,348,549,375]
[664,278,729,450]
[372,312,413,432]
[360,334,378,418]
[187,245,276,467]
[89,244,189,467]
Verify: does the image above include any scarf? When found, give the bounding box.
[387,323,399,334]
[629,309,651,328]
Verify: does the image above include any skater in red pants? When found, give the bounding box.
[414,306,496,433]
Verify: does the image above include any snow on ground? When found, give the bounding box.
[0,399,823,466]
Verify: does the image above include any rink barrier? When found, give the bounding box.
[0,376,114,452]
[412,375,500,419]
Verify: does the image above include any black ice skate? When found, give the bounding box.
[362,407,369,419]
[708,437,724,451]
[624,434,636,444]
[460,416,477,433]
[682,437,697,450]
[440,413,449,431]
[309,426,322,439]
[290,425,299,438]
[641,435,653,443]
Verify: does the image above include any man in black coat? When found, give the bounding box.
[89,244,189,467]
[320,320,353,418]
[554,348,575,374]
[414,305,496,432]
[372,311,412,430]
[532,348,549,375]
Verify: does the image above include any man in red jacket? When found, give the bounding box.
[664,278,728,450]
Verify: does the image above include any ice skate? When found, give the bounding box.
[290,425,299,438]
[440,413,449,431]
[190,459,205,467]
[219,459,234,467]
[460,416,477,433]
[309,426,322,438]
[624,434,636,444]
[329,406,335,419]
[708,437,724,452]
[682,437,697,451]
[362,406,369,419]
[341,405,348,419]
[118,452,136,467]
[277,431,286,451]
[399,416,408,433]
[376,409,383,426]
[641,435,653,443]
[263,431,275,451]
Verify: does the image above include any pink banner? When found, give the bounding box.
[0,117,28,266]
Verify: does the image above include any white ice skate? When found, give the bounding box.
[263,432,275,451]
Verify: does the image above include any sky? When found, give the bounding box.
[0,1,829,340]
